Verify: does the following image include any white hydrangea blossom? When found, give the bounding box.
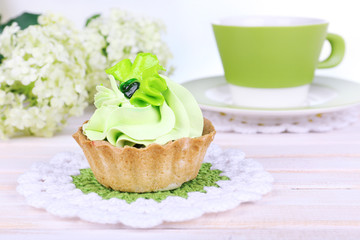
[0,13,88,139]
[82,9,173,100]
[0,10,173,139]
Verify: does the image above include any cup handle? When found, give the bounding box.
[317,33,345,69]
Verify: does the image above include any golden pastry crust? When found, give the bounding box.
[73,118,216,193]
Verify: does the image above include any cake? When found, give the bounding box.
[73,53,215,193]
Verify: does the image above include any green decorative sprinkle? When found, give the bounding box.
[72,163,230,204]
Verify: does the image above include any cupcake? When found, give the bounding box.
[73,53,215,193]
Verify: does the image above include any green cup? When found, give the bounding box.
[213,16,345,108]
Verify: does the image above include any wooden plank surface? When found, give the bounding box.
[1,229,359,240]
[0,108,360,239]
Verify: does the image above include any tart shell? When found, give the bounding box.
[73,118,216,193]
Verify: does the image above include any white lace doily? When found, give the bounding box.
[17,144,273,228]
[203,107,360,134]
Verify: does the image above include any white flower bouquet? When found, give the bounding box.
[83,9,173,99]
[0,13,88,138]
[0,10,173,139]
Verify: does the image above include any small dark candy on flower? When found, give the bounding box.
[119,78,140,99]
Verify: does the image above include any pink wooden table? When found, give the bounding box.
[1,108,360,239]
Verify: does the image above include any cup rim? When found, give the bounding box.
[212,16,329,27]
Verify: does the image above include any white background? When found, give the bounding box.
[1,0,359,83]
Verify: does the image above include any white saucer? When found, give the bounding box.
[182,76,360,117]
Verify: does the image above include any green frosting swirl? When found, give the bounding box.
[83,54,203,147]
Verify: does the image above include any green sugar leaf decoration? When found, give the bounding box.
[0,12,40,33]
[72,163,230,204]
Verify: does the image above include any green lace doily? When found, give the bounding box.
[72,163,230,204]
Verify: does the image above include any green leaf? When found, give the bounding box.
[0,54,4,64]
[0,12,40,33]
[101,35,109,57]
[4,81,37,107]
[85,13,101,27]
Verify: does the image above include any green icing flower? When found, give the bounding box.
[84,53,204,147]
[105,53,167,107]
